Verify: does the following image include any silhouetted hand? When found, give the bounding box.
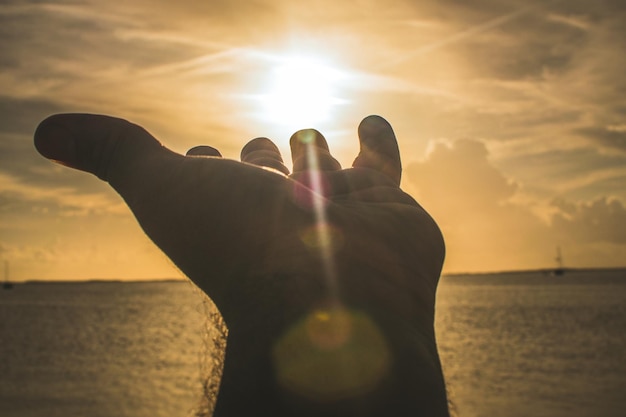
[34,114,449,417]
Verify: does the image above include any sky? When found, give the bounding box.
[1,0,625,280]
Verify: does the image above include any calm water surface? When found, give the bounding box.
[436,270,626,417]
[1,270,625,417]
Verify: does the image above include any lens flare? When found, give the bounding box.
[295,131,340,302]
[307,307,352,350]
[299,222,344,253]
[272,307,390,400]
[277,128,393,401]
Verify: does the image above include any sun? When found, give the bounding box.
[260,55,347,128]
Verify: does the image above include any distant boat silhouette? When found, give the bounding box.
[3,261,13,290]
[552,247,565,276]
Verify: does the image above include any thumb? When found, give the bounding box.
[34,113,170,182]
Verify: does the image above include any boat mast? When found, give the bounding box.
[555,247,563,269]
[2,260,12,289]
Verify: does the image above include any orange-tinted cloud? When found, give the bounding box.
[1,0,625,278]
[404,139,626,272]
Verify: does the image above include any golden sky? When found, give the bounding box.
[1,0,625,279]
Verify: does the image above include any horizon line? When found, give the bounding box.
[6,266,626,284]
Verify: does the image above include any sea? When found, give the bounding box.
[1,269,625,417]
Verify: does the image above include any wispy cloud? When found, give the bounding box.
[1,0,625,277]
[547,13,591,31]
[381,4,539,69]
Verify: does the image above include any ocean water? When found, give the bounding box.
[1,270,625,417]
[436,270,626,417]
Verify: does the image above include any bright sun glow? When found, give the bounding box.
[261,55,347,127]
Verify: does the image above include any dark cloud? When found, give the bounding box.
[0,96,62,134]
[0,5,208,76]
[493,147,626,188]
[0,96,98,192]
[394,0,626,104]
[0,122,118,208]
[551,197,626,244]
[463,16,587,81]
[0,96,103,190]
[404,0,524,25]
[571,175,626,201]
[576,126,626,152]
[124,0,281,28]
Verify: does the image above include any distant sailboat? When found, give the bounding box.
[3,260,13,290]
[553,247,565,276]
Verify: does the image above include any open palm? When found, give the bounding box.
[35,114,449,416]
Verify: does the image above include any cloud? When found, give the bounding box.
[547,13,591,31]
[575,126,626,152]
[488,145,626,203]
[390,0,626,153]
[2,0,625,276]
[404,139,548,271]
[404,138,626,272]
[407,139,517,209]
[0,96,63,134]
[0,172,126,218]
[0,97,101,204]
[551,197,626,244]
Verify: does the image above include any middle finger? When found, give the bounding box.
[289,129,341,174]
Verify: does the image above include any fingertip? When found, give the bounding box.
[186,145,222,157]
[289,129,341,172]
[354,115,402,185]
[357,115,394,144]
[34,114,78,167]
[241,137,281,160]
[289,128,329,155]
[241,137,289,175]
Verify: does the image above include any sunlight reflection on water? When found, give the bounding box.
[1,270,625,417]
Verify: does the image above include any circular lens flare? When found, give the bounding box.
[272,307,391,401]
[299,222,344,253]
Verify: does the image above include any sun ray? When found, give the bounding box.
[299,130,341,304]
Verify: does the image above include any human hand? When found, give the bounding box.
[34,114,449,416]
